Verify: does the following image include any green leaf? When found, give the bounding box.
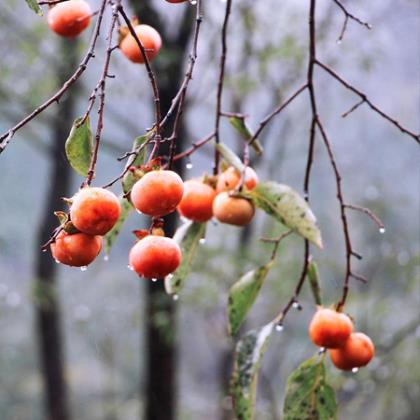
[229,116,263,155]
[122,134,150,194]
[164,221,206,295]
[104,196,132,256]
[231,322,274,420]
[283,356,337,420]
[228,264,272,336]
[307,260,322,305]
[215,142,245,172]
[246,182,322,248]
[65,117,93,177]
[25,0,43,16]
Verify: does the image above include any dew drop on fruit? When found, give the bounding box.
[54,259,60,264]
[151,278,157,282]
[199,238,206,244]
[189,0,197,6]
[275,324,284,332]
[318,347,326,354]
[127,265,134,271]
[80,266,88,272]
[352,367,359,373]
[167,274,174,280]
[186,162,193,170]
[379,227,386,234]
[104,255,109,262]
[173,294,179,301]
[42,249,47,253]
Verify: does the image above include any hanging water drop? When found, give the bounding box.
[292,301,302,310]
[80,266,88,272]
[42,249,47,253]
[199,238,206,244]
[136,210,143,215]
[336,39,342,45]
[173,294,179,301]
[318,347,326,354]
[189,0,197,5]
[151,278,157,282]
[352,367,359,373]
[186,162,193,170]
[379,227,386,234]
[103,255,109,262]
[54,259,60,264]
[127,265,134,271]
[275,324,284,332]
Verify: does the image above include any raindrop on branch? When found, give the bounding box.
[80,266,88,272]
[275,324,284,332]
[379,227,386,234]
[199,238,206,244]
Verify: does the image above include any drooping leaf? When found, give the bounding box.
[104,197,132,256]
[25,0,43,16]
[65,117,93,177]
[229,116,263,155]
[228,263,272,336]
[122,134,150,194]
[246,182,322,248]
[164,221,206,295]
[215,142,245,172]
[231,322,274,420]
[307,260,322,305]
[283,356,337,420]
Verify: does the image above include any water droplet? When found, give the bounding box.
[151,278,157,282]
[173,294,179,301]
[275,324,284,332]
[379,227,386,234]
[167,274,174,280]
[80,266,88,272]
[136,210,143,215]
[54,259,60,264]
[42,249,47,253]
[127,265,134,271]
[336,39,342,45]
[186,162,193,170]
[352,367,359,373]
[199,238,206,244]
[103,255,109,262]
[292,301,302,310]
[318,347,326,354]
[189,0,197,5]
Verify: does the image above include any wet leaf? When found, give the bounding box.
[228,263,272,336]
[25,0,42,16]
[283,356,337,420]
[104,196,132,256]
[229,116,263,155]
[215,142,245,172]
[246,182,322,248]
[231,322,274,420]
[164,221,206,295]
[307,260,322,305]
[65,117,93,177]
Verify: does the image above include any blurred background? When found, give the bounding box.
[0,0,419,419]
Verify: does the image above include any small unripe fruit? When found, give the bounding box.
[212,192,255,226]
[129,235,182,279]
[70,187,121,236]
[51,231,102,267]
[329,332,375,371]
[120,24,162,64]
[47,0,92,38]
[131,170,184,217]
[308,307,353,349]
[178,180,217,222]
[216,166,258,193]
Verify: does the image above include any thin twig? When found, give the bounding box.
[345,204,385,231]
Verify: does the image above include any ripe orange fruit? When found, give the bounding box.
[308,307,353,349]
[212,192,255,226]
[47,0,92,38]
[216,166,258,193]
[70,187,121,236]
[165,0,188,3]
[51,230,102,267]
[178,180,216,222]
[120,24,162,64]
[130,170,184,217]
[329,332,375,371]
[129,235,182,278]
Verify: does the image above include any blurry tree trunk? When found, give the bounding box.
[129,2,195,419]
[34,38,79,420]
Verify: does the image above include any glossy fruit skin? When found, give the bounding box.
[47,0,92,38]
[216,166,258,193]
[70,187,121,236]
[212,192,255,226]
[178,180,216,222]
[131,170,184,217]
[309,308,353,349]
[51,231,102,267]
[129,235,182,278]
[120,24,162,63]
[329,332,375,371]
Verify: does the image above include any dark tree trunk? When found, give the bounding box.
[34,38,79,420]
[129,2,195,419]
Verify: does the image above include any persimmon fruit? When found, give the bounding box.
[130,170,184,217]
[47,0,92,38]
[129,235,182,279]
[165,0,188,3]
[308,307,353,349]
[329,332,375,371]
[51,231,102,267]
[70,187,121,236]
[212,192,255,226]
[216,166,258,193]
[178,180,216,222]
[120,24,162,64]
